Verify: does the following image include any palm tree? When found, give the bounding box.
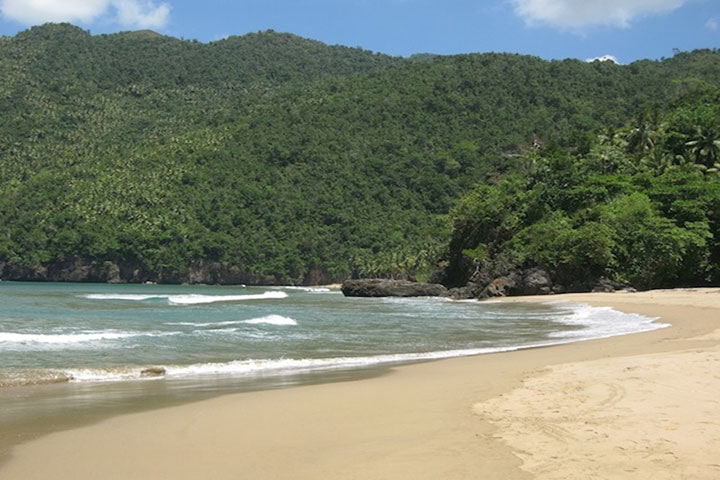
[685,126,720,168]
[597,125,625,148]
[625,112,661,155]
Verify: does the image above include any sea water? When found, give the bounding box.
[0,281,666,450]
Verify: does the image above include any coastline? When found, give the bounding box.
[2,288,720,479]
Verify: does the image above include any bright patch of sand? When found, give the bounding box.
[475,339,720,479]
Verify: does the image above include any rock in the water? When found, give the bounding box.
[140,367,166,377]
[341,279,448,297]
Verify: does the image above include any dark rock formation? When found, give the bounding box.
[468,267,638,299]
[591,277,626,293]
[179,260,274,285]
[521,268,553,295]
[478,273,521,298]
[0,257,310,285]
[447,282,482,300]
[2,262,48,281]
[302,267,345,287]
[341,279,448,297]
[46,257,122,283]
[476,268,554,299]
[1,257,122,283]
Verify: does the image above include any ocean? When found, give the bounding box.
[0,281,666,452]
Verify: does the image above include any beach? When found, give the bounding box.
[2,288,720,479]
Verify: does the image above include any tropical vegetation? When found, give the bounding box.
[1,23,719,286]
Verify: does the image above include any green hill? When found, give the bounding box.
[1,24,719,284]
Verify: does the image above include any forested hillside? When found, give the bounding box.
[1,23,719,285]
[443,90,720,295]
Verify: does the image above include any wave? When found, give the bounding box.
[63,367,148,383]
[0,331,139,344]
[82,291,288,305]
[168,291,288,305]
[83,294,169,301]
[166,315,298,328]
[0,337,576,385]
[547,303,665,339]
[0,302,669,387]
[4,349,515,385]
[274,286,333,293]
[241,315,297,326]
[165,319,249,327]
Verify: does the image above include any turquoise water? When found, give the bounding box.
[0,281,664,387]
[0,281,666,451]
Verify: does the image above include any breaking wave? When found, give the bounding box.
[82,291,288,305]
[241,315,297,326]
[0,331,139,344]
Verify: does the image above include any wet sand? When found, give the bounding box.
[2,288,719,479]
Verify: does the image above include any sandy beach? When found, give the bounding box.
[2,288,720,479]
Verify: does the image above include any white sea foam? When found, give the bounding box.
[59,350,513,383]
[64,367,146,383]
[164,350,506,378]
[167,291,288,305]
[82,291,288,305]
[0,331,138,344]
[83,294,170,301]
[547,303,666,339]
[241,315,297,326]
[166,319,249,327]
[166,315,297,327]
[52,340,573,383]
[0,331,181,352]
[274,286,332,293]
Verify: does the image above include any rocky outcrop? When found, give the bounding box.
[1,262,49,281]
[590,277,631,293]
[521,268,553,295]
[302,268,346,287]
[473,268,554,299]
[0,257,299,285]
[447,282,483,300]
[341,279,448,297]
[178,260,276,285]
[46,257,123,283]
[478,273,521,298]
[462,267,637,300]
[1,257,129,283]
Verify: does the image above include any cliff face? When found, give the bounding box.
[0,257,343,286]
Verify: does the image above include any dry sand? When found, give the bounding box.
[2,288,720,479]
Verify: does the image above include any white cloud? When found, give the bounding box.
[114,0,170,29]
[707,18,719,31]
[0,0,170,29]
[511,0,688,29]
[586,54,620,64]
[1,0,108,24]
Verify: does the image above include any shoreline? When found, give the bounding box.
[2,289,719,479]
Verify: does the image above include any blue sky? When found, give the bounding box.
[0,0,717,63]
